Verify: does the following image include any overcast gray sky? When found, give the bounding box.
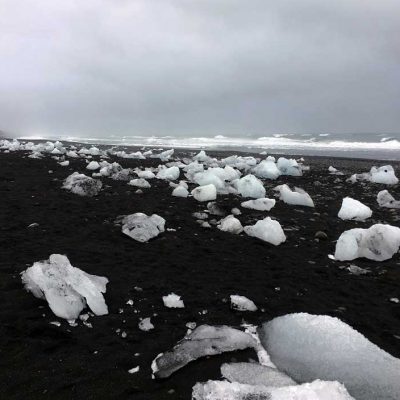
[1,0,399,138]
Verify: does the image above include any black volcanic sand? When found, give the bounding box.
[1,149,400,400]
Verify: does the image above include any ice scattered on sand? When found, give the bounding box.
[59,160,69,167]
[334,224,400,261]
[230,295,257,311]
[121,213,165,243]
[274,184,314,207]
[152,325,256,378]
[139,317,154,331]
[258,313,400,400]
[253,160,281,180]
[21,254,108,320]
[329,166,344,175]
[244,217,286,246]
[217,215,243,234]
[236,174,266,198]
[192,379,355,400]
[349,165,398,185]
[241,198,276,211]
[62,172,102,196]
[86,161,100,171]
[191,184,217,202]
[346,265,369,275]
[136,169,156,179]
[389,298,399,304]
[162,293,184,308]
[128,178,151,188]
[377,190,400,209]
[172,185,189,198]
[338,197,372,221]
[156,165,180,180]
[277,157,303,176]
[128,366,140,374]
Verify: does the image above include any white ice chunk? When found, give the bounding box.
[277,157,303,176]
[217,215,243,234]
[86,161,101,171]
[258,313,400,400]
[21,254,108,320]
[152,325,256,378]
[62,172,102,197]
[230,295,257,311]
[136,170,156,179]
[241,198,276,211]
[192,380,355,400]
[59,160,69,167]
[172,185,189,197]
[156,166,180,180]
[138,317,154,331]
[193,170,226,191]
[236,174,266,198]
[162,293,184,308]
[253,160,281,180]
[191,184,217,202]
[377,190,400,209]
[128,178,151,188]
[244,217,286,246]
[122,213,165,243]
[370,165,398,185]
[338,197,372,221]
[334,223,400,261]
[274,184,314,207]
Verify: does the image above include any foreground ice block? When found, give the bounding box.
[377,190,400,209]
[62,172,102,196]
[244,217,286,246]
[192,379,355,400]
[274,184,314,207]
[258,313,400,400]
[277,157,303,176]
[191,184,217,202]
[156,166,180,180]
[370,165,398,185]
[21,254,108,320]
[236,174,266,198]
[334,223,400,261]
[152,325,256,378]
[253,160,281,180]
[337,197,372,221]
[122,213,165,242]
[217,215,243,234]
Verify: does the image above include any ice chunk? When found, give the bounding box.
[193,150,209,162]
[253,160,281,180]
[329,166,344,175]
[274,184,314,207]
[244,217,286,246]
[370,165,398,185]
[191,184,217,202]
[136,169,156,179]
[334,224,400,261]
[172,185,189,197]
[62,172,102,197]
[21,254,108,320]
[157,166,180,180]
[59,160,69,167]
[221,362,296,387]
[377,190,400,209]
[236,174,266,198]
[241,198,276,211]
[277,157,302,176]
[217,215,243,234]
[162,293,184,308]
[139,317,154,331]
[86,161,100,171]
[192,380,355,400]
[152,325,256,378]
[128,178,151,188]
[338,197,372,221]
[122,213,165,243]
[258,313,400,400]
[193,170,226,191]
[230,295,257,311]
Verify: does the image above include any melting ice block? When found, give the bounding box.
[258,313,400,400]
[236,174,266,198]
[253,160,281,180]
[21,254,108,320]
[370,165,398,185]
[338,197,372,221]
[156,166,180,180]
[244,217,286,246]
[122,213,165,242]
[62,172,102,196]
[192,380,355,400]
[334,223,400,261]
[277,157,303,176]
[172,185,189,197]
[274,184,314,207]
[162,293,184,308]
[191,184,217,202]
[128,178,151,188]
[230,295,257,311]
[217,215,243,234]
[152,325,256,378]
[241,198,276,211]
[377,190,400,209]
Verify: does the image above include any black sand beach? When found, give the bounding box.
[1,148,400,399]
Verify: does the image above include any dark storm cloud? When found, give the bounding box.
[1,0,399,137]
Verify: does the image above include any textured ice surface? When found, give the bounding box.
[241,198,276,211]
[157,166,180,180]
[276,157,303,176]
[221,362,296,387]
[128,178,151,188]
[244,217,286,246]
[162,293,184,308]
[338,197,372,221]
[236,174,266,198]
[192,380,354,400]
[253,160,281,180]
[138,317,154,331]
[370,165,398,184]
[122,213,165,242]
[21,254,108,320]
[191,184,217,202]
[258,313,400,400]
[217,215,243,234]
[172,185,189,197]
[274,184,314,207]
[152,325,256,378]
[230,295,257,311]
[377,190,400,209]
[62,172,102,196]
[86,161,100,170]
[335,224,400,261]
[136,169,156,179]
